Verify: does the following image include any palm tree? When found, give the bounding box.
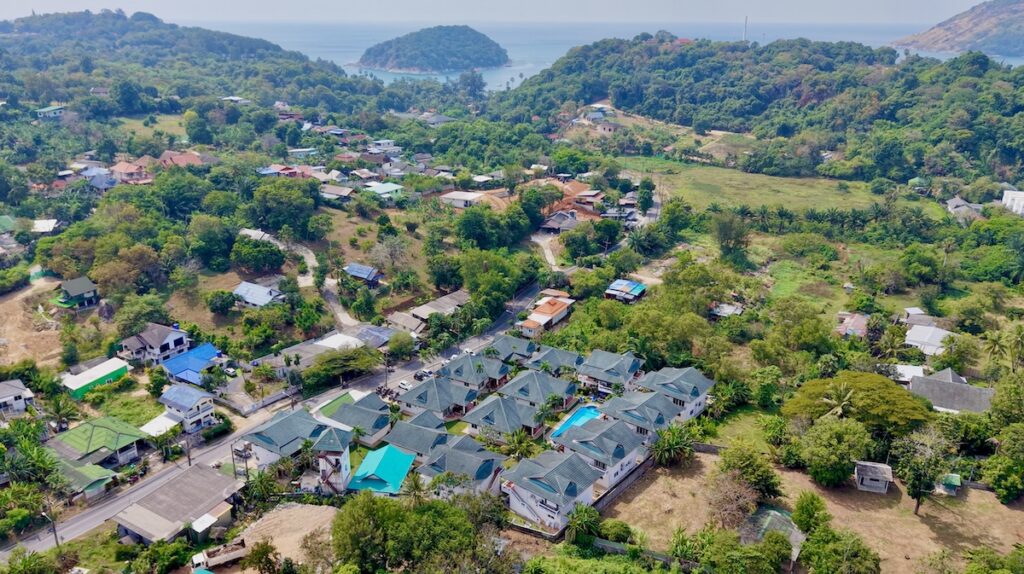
[483,346,500,359]
[401,471,428,508]
[534,403,554,426]
[272,457,295,479]
[246,470,280,505]
[981,331,1008,367]
[501,428,537,461]
[650,424,694,467]
[351,426,366,445]
[821,382,856,418]
[297,439,316,472]
[1009,324,1024,372]
[388,405,402,426]
[565,504,601,545]
[538,361,553,374]
[47,394,80,431]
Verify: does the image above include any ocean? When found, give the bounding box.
[196,20,1020,89]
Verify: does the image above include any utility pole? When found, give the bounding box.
[42,507,60,550]
[184,433,192,467]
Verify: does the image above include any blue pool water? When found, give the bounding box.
[551,405,601,438]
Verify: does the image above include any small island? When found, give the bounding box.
[358,25,509,73]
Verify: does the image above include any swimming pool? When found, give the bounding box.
[551,405,601,438]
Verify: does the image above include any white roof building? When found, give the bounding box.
[905,325,954,356]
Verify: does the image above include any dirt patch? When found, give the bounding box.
[603,453,1024,574]
[500,528,555,561]
[219,503,338,573]
[0,278,63,367]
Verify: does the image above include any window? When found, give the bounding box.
[538,499,559,512]
[636,427,649,436]
[592,460,607,471]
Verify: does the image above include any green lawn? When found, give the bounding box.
[714,405,774,454]
[350,445,370,469]
[318,392,355,417]
[445,420,469,435]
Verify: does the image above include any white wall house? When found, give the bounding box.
[119,323,190,365]
[631,367,715,422]
[501,451,603,531]
[551,419,644,490]
[0,379,34,414]
[1002,189,1024,216]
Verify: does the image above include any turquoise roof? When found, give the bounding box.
[349,444,415,494]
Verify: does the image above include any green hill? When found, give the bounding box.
[358,25,509,72]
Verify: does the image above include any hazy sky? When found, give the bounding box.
[0,0,983,24]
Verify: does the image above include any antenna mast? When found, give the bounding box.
[744,16,748,42]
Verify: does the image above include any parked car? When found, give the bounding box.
[398,380,412,391]
[413,371,428,381]
[224,367,237,377]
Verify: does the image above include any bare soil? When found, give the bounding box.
[0,278,63,366]
[219,503,338,573]
[603,453,1024,574]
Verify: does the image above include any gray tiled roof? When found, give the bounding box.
[61,276,97,297]
[599,392,682,432]
[243,409,326,457]
[910,376,994,413]
[328,394,391,434]
[462,395,538,435]
[502,451,602,507]
[384,420,448,457]
[578,350,642,386]
[121,323,183,352]
[486,335,538,362]
[406,410,446,430]
[498,370,576,405]
[397,377,477,413]
[526,346,584,374]
[418,435,506,482]
[0,379,28,400]
[440,355,509,388]
[313,427,352,453]
[551,419,643,466]
[634,367,715,402]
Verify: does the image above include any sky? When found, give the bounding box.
[0,0,984,25]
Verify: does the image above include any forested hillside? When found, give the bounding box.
[0,10,468,115]
[489,32,1024,183]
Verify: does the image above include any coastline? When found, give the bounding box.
[352,61,511,75]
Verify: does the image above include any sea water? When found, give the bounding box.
[196,20,1020,90]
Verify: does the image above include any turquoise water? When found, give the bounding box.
[194,21,972,90]
[551,405,601,438]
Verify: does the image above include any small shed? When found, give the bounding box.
[935,473,961,497]
[854,461,893,494]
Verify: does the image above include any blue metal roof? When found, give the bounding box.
[159,383,213,411]
[162,343,220,385]
[343,263,382,281]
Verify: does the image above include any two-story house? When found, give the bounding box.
[462,394,542,443]
[157,384,217,434]
[119,323,190,365]
[632,367,715,422]
[440,355,510,392]
[497,370,576,411]
[58,277,100,309]
[395,376,478,419]
[501,451,603,531]
[598,391,683,444]
[417,435,507,496]
[313,427,353,494]
[0,379,34,415]
[577,350,643,395]
[327,393,392,447]
[551,419,644,490]
[525,346,584,377]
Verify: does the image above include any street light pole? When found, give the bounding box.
[41,510,60,550]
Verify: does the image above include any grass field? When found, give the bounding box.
[49,524,125,572]
[620,157,945,214]
[604,453,1024,574]
[118,114,186,138]
[713,405,773,453]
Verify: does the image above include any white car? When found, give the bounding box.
[398,380,412,391]
[224,367,237,377]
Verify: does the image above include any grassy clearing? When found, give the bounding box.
[604,453,1024,574]
[166,269,244,336]
[51,523,126,572]
[712,405,773,453]
[94,391,163,427]
[620,157,945,217]
[118,114,187,138]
